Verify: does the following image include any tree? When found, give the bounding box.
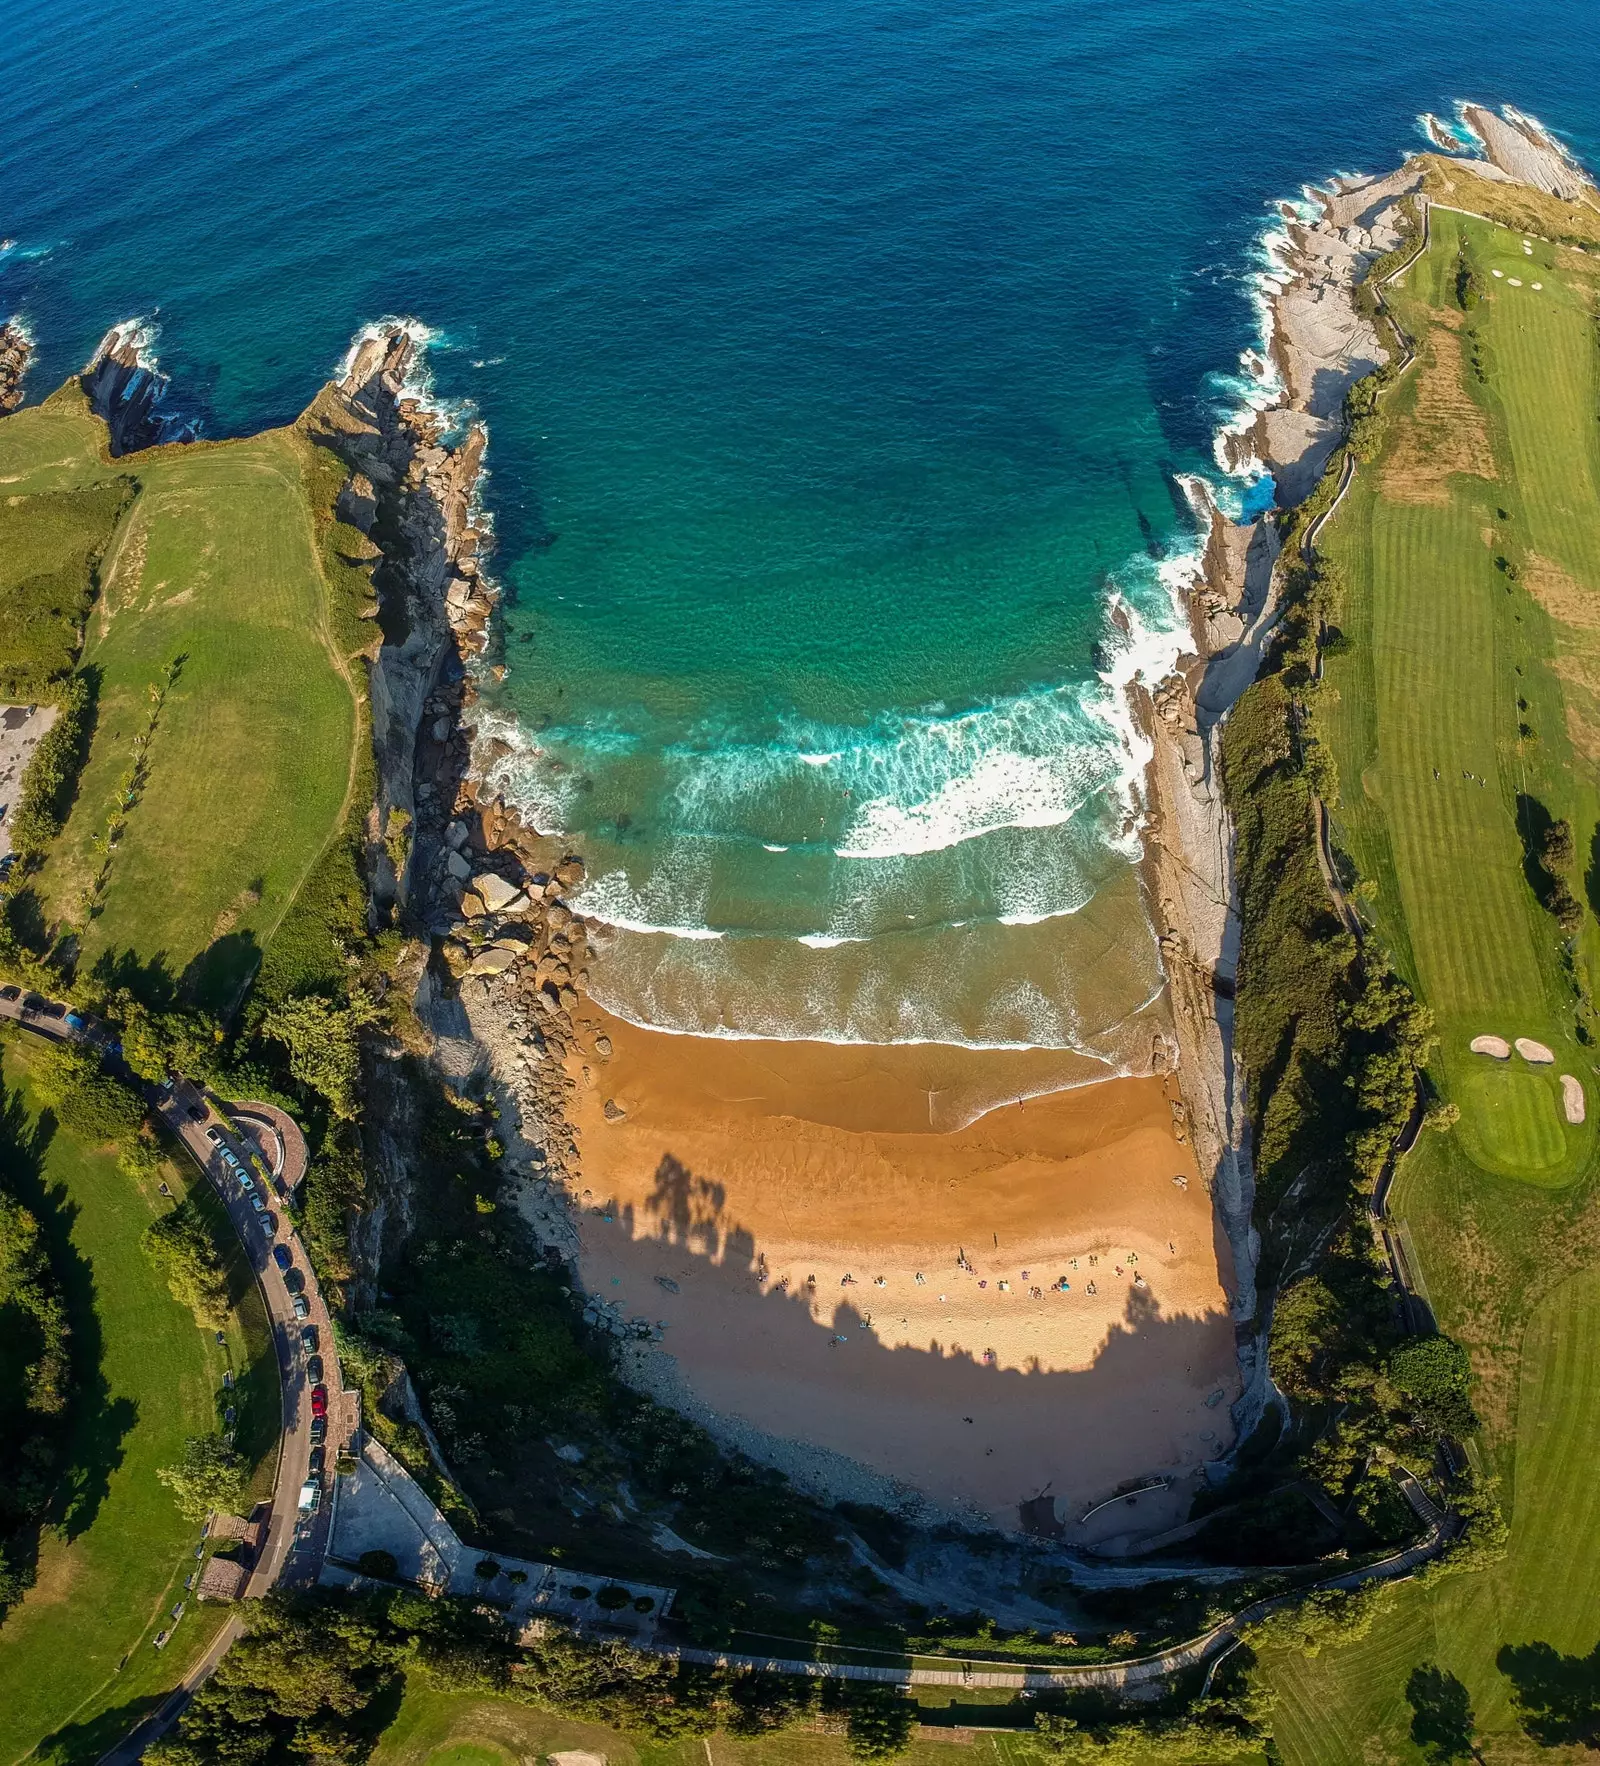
[1389,1335,1477,1440]
[143,1198,231,1327]
[158,1434,246,1521]
[261,992,382,1120]
[30,1041,145,1143]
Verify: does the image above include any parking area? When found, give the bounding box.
[155,1078,358,1589]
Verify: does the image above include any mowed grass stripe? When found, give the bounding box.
[1499,1266,1600,1650]
[1362,491,1543,1023]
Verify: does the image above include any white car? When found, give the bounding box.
[297,1480,321,1514]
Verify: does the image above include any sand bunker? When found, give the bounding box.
[1562,1075,1586,1125]
[1471,1035,1512,1059]
[1516,1037,1556,1064]
[559,1011,1239,1534]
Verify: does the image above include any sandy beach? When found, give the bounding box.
[559,1008,1240,1534]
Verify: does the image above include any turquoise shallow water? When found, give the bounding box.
[4,0,1598,1048]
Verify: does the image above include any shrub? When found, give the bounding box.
[474,1558,501,1580]
[596,1584,631,1610]
[358,1549,399,1579]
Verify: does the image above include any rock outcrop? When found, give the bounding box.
[0,319,30,413]
[1462,104,1592,201]
[81,323,200,455]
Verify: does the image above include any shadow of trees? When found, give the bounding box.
[0,1047,138,1556]
[601,1148,1235,1537]
[1406,1663,1478,1762]
[1499,1639,1600,1750]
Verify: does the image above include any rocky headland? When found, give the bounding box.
[81,322,203,454]
[1137,103,1596,1437]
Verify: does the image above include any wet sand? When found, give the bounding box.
[563,1010,1240,1534]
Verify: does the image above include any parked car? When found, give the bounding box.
[258,1214,275,1238]
[186,1102,206,1122]
[308,1444,325,1476]
[237,1171,257,1193]
[204,1126,222,1144]
[310,1386,328,1417]
[305,1355,324,1383]
[309,1415,326,1443]
[297,1479,321,1514]
[0,984,20,1001]
[249,1193,266,1214]
[273,1244,293,1272]
[300,1325,319,1353]
[292,1293,310,1319]
[220,1148,239,1167]
[284,1268,305,1293]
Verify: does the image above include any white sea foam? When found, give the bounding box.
[86,316,162,373]
[335,314,479,440]
[798,752,839,767]
[574,869,728,940]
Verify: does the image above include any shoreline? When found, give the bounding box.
[331,104,1572,1534]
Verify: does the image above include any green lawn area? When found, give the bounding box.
[1264,1265,1600,1763]
[32,425,361,1009]
[1269,200,1600,1760]
[1320,207,1600,1188]
[0,1027,276,1766]
[370,1682,1051,1766]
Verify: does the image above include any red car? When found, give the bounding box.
[310,1385,328,1418]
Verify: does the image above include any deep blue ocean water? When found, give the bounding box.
[5,0,1598,1049]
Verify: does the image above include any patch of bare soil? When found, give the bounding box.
[1381,325,1498,505]
[1525,554,1600,760]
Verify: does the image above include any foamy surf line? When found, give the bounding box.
[583,985,1131,1061]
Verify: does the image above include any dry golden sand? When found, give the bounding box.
[565,1011,1240,1535]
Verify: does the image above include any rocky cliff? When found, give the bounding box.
[0,319,30,412]
[81,323,201,455]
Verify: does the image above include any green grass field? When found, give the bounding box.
[0,381,366,1010]
[0,1027,276,1766]
[1264,1265,1600,1762]
[1273,198,1600,1761]
[368,1684,1084,1766]
[1321,207,1600,1187]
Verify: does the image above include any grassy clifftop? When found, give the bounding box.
[0,381,374,1010]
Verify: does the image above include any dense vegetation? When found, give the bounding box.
[147,1591,919,1765]
[0,1053,74,1616]
[0,476,133,701]
[5,671,97,861]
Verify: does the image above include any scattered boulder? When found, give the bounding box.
[468,946,520,978]
[472,872,524,914]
